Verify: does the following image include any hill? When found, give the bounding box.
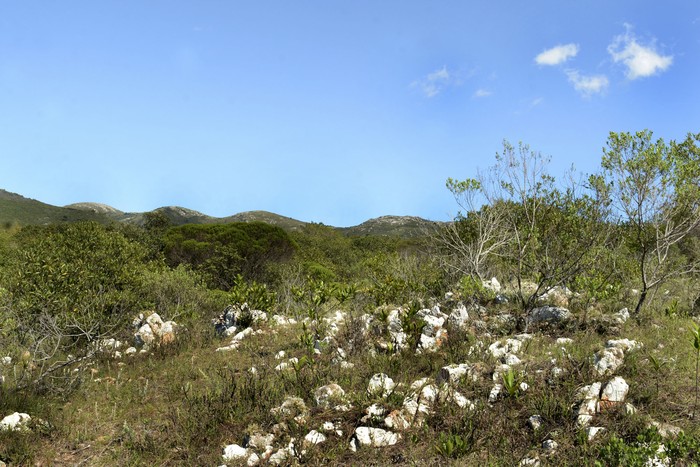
[1,188,438,238]
[341,215,441,238]
[0,190,108,226]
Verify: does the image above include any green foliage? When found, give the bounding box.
[435,430,472,459]
[163,222,295,289]
[501,368,520,398]
[458,275,495,304]
[229,274,277,311]
[2,221,150,331]
[136,264,222,323]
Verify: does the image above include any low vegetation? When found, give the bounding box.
[1,129,700,465]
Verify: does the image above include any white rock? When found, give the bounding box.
[576,382,602,401]
[222,444,249,462]
[489,338,523,359]
[135,323,155,345]
[246,452,260,466]
[0,412,31,431]
[528,415,543,431]
[556,338,573,345]
[145,313,164,333]
[437,363,474,385]
[421,315,445,337]
[232,327,254,342]
[488,384,502,403]
[600,376,629,408]
[125,347,137,356]
[586,426,605,441]
[483,277,501,292]
[1,356,11,366]
[611,308,630,324]
[528,306,572,326]
[449,391,475,410]
[223,325,239,337]
[519,381,529,392]
[593,347,625,376]
[354,427,400,447]
[519,456,541,466]
[606,339,642,352]
[448,303,470,329]
[367,373,396,398]
[542,439,558,452]
[304,430,327,446]
[504,354,522,366]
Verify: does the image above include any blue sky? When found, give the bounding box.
[1,1,699,226]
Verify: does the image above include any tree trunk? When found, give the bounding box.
[634,288,648,315]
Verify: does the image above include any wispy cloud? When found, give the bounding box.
[566,70,609,97]
[473,88,492,98]
[411,66,460,98]
[607,24,672,79]
[535,43,579,66]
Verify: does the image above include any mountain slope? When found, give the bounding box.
[0,190,108,226]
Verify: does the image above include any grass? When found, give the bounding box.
[3,288,700,466]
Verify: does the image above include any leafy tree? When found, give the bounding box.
[163,222,295,289]
[598,130,700,314]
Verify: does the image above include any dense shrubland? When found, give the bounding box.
[1,130,700,465]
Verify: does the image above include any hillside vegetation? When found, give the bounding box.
[2,130,700,466]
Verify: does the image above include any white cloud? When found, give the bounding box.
[607,24,672,79]
[566,70,609,96]
[535,43,579,66]
[473,88,492,98]
[412,66,456,98]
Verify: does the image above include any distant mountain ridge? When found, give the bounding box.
[1,188,440,237]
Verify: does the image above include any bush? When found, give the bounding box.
[3,222,150,332]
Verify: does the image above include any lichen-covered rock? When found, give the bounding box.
[528,306,572,326]
[314,383,346,409]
